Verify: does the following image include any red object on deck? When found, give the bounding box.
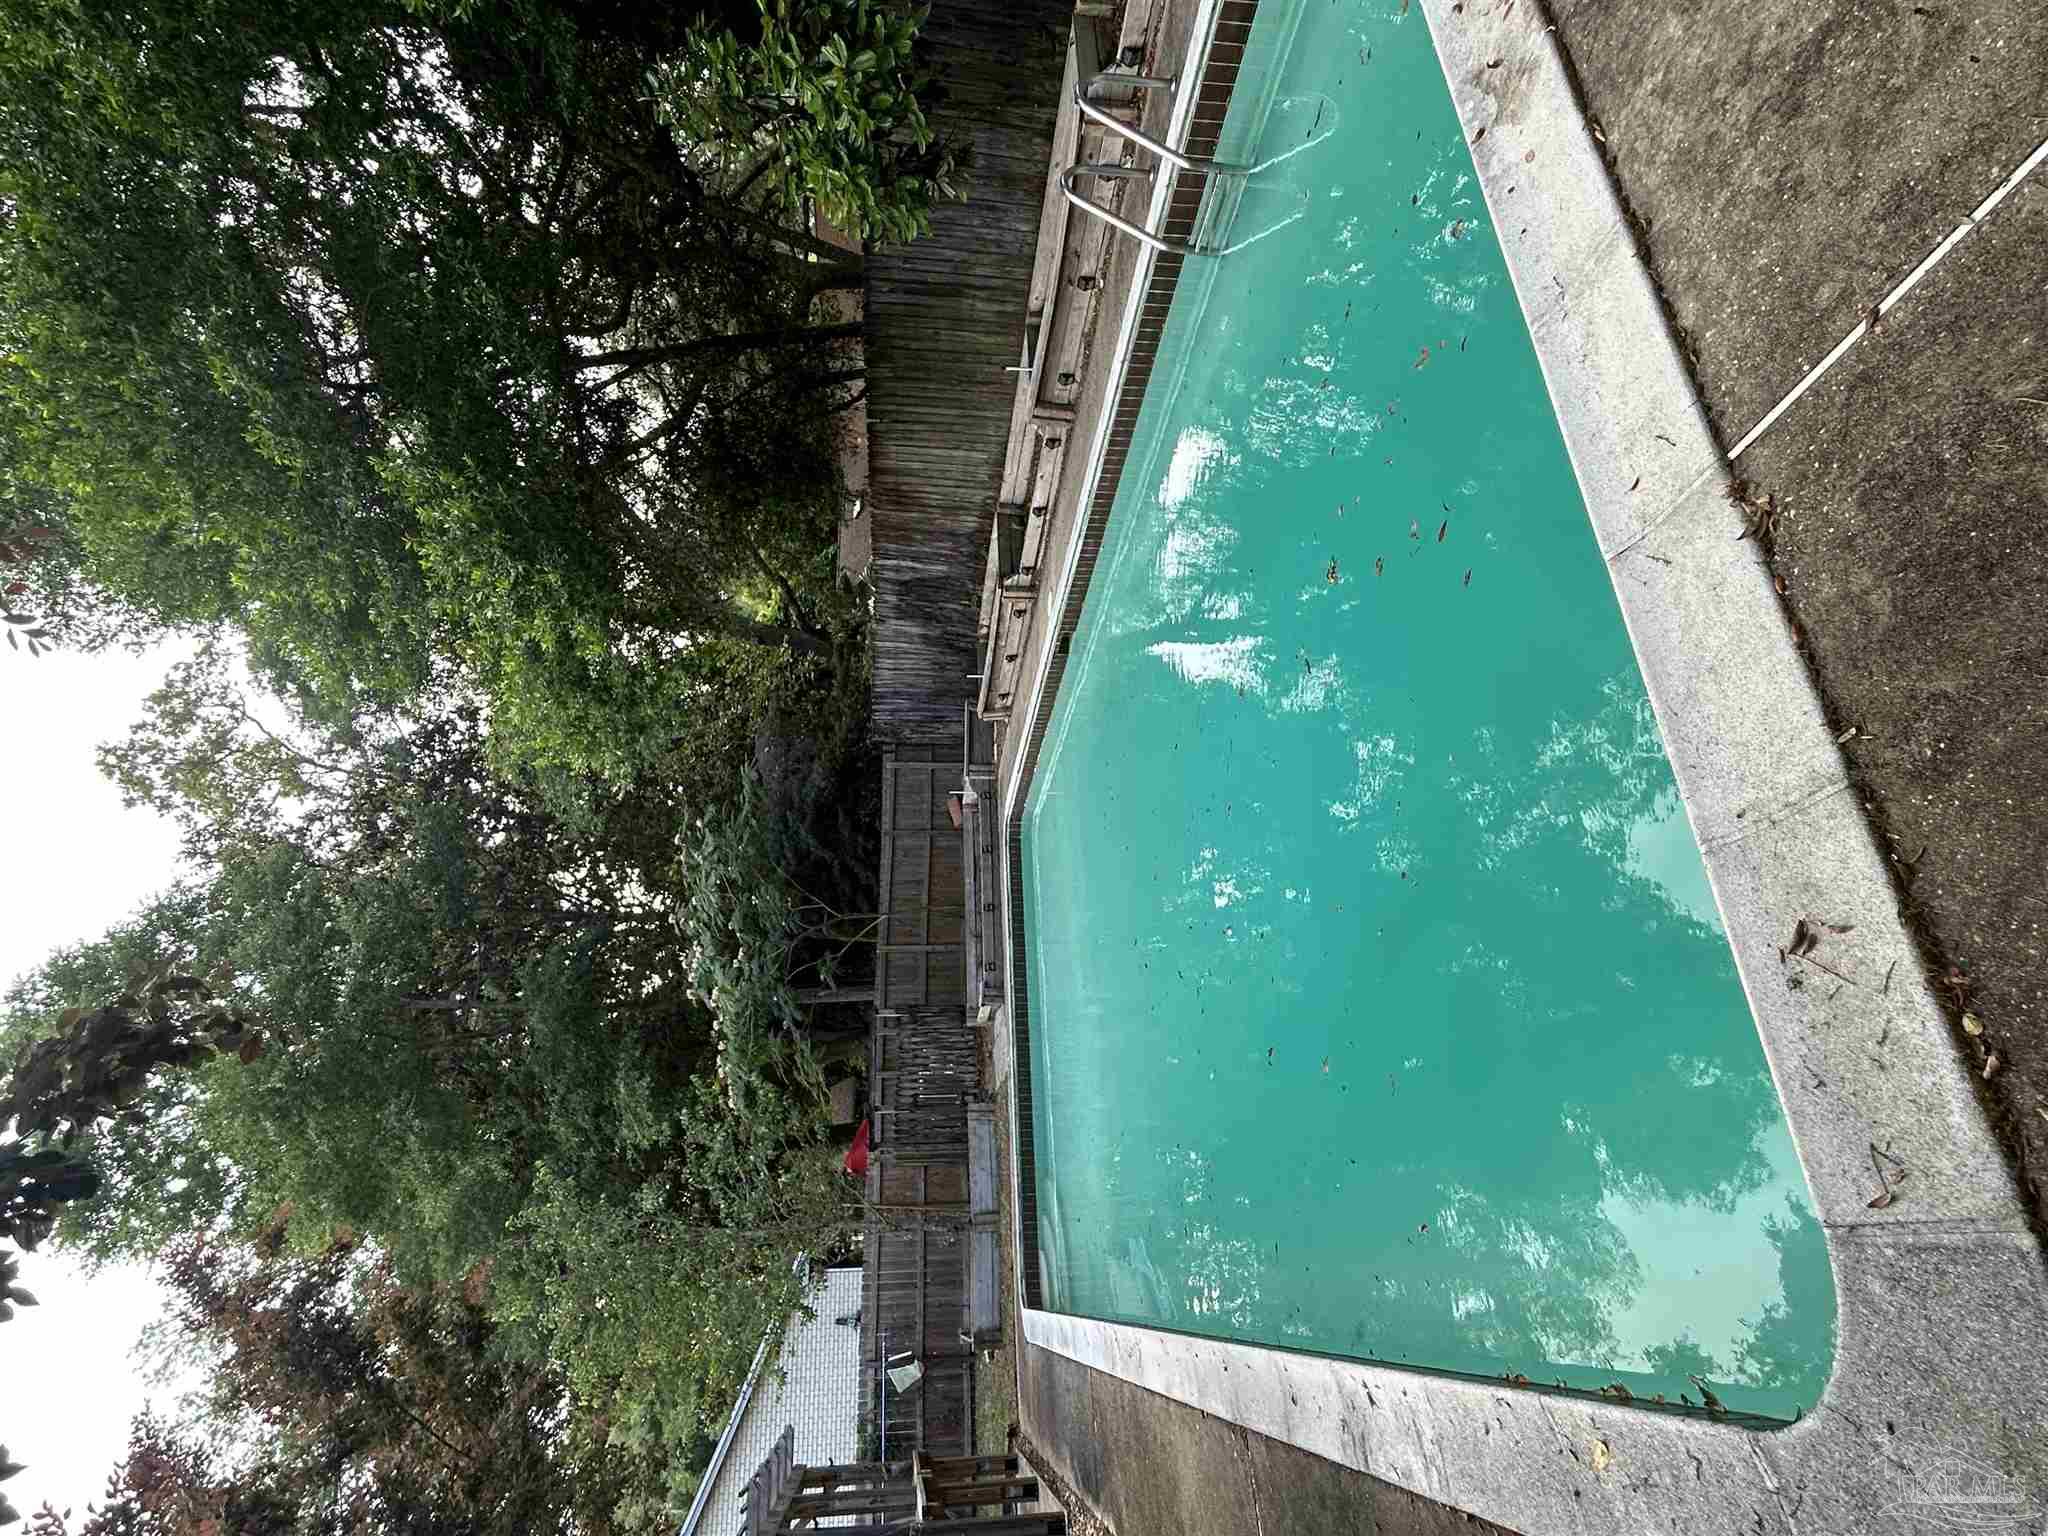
[843,1118,871,1176]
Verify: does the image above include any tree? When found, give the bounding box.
[0,0,878,782]
[653,0,963,244]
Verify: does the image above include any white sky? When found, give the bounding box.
[2,640,198,1522]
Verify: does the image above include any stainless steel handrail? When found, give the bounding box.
[1071,84,1250,179]
[1058,163,1179,255]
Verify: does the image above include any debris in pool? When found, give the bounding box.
[1321,1056,1330,1074]
[1600,1382,1632,1402]
[1437,518,1448,542]
[1414,346,1430,368]
[1464,569,1473,587]
[1448,219,1466,240]
[1327,558,1341,583]
[1409,518,1420,539]
[1688,1376,1728,1415]
[1460,335,1468,351]
[1375,556,1384,577]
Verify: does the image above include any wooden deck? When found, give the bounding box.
[742,1442,1061,1535]
[975,9,1159,727]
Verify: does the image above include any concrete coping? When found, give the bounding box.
[1003,0,2048,1530]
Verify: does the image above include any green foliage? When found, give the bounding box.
[0,0,867,784]
[2,648,876,1529]
[653,0,962,243]
[0,0,912,1521]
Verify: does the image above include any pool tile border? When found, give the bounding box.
[1009,0,2048,1530]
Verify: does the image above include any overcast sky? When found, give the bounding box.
[3,639,198,1523]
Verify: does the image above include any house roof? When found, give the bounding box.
[678,1264,863,1536]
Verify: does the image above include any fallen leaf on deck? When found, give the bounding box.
[1473,125,1487,144]
[1524,149,1536,163]
[1984,1053,2001,1080]
[1629,476,1642,493]
[1837,726,1860,743]
[1962,1012,1984,1036]
[1486,56,1503,68]
[1590,1440,1613,1474]
[1867,1190,1895,1209]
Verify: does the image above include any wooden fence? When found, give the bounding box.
[865,0,1072,743]
[878,748,967,1012]
[861,1005,980,1461]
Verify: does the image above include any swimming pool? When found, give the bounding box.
[1018,0,1835,1420]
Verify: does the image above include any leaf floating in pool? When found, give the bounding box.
[1448,219,1466,240]
[1415,346,1430,368]
[1437,519,1448,542]
[1400,0,1409,13]
[1321,1056,1330,1074]
[1411,193,1420,206]
[1460,335,1469,352]
[1326,558,1341,584]
[1463,568,1473,587]
[1409,518,1420,539]
[1375,555,1385,578]
[1267,1046,1275,1062]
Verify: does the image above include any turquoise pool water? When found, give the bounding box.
[1019,0,1835,1419]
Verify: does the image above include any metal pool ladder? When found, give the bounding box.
[1061,20,1314,257]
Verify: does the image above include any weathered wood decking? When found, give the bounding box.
[742,1442,1060,1535]
[865,0,1072,744]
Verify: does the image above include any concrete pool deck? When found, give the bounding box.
[992,1,2048,1530]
